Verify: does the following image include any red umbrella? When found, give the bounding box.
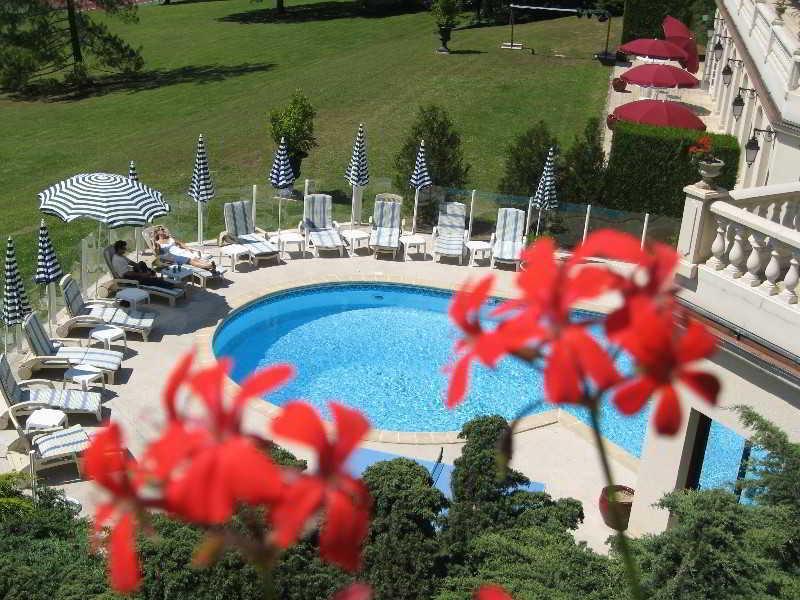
[613,100,706,131]
[662,16,693,40]
[618,38,688,61]
[667,36,699,74]
[620,64,699,88]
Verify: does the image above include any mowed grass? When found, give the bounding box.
[0,0,620,282]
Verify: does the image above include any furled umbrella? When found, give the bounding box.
[530,147,558,236]
[344,123,369,226]
[3,237,32,352]
[188,134,215,248]
[620,64,699,89]
[34,220,63,335]
[618,38,688,62]
[662,16,693,40]
[269,137,296,240]
[667,36,699,74]
[409,140,433,235]
[612,99,706,131]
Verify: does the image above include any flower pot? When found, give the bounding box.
[437,26,452,54]
[606,114,617,130]
[697,158,725,189]
[599,485,634,531]
[612,77,627,92]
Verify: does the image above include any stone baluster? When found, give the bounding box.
[759,240,783,296]
[779,249,799,305]
[743,232,767,286]
[724,224,748,278]
[706,217,729,270]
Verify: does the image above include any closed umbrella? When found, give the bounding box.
[620,64,699,89]
[3,238,32,352]
[531,147,558,236]
[344,124,369,226]
[667,36,699,74]
[188,134,215,248]
[409,140,433,235]
[269,137,296,240]
[34,220,63,335]
[612,99,706,131]
[618,39,688,61]
[662,16,693,40]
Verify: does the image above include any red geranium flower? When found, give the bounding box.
[331,582,373,600]
[615,306,720,434]
[475,584,514,600]
[270,401,372,572]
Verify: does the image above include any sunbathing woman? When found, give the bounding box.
[154,227,218,273]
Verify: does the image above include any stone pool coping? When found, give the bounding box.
[194,271,639,470]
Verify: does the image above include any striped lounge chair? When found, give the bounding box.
[7,407,90,475]
[0,353,101,429]
[221,200,280,266]
[302,194,345,257]
[58,274,155,341]
[369,200,402,260]
[432,202,468,264]
[102,246,186,307]
[20,314,123,383]
[490,208,526,271]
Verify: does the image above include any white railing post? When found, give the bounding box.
[468,189,476,239]
[582,204,592,242]
[641,213,650,249]
[252,184,258,229]
[743,232,767,286]
[779,248,799,304]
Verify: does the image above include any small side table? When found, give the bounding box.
[116,287,149,310]
[162,266,194,295]
[466,240,492,267]
[219,244,254,270]
[25,408,67,433]
[400,234,427,261]
[89,325,127,350]
[64,363,106,392]
[340,229,370,257]
[272,232,306,258]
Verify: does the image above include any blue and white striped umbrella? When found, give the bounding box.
[345,124,369,187]
[409,140,433,190]
[269,137,295,190]
[128,160,138,182]
[188,135,215,204]
[3,238,31,327]
[38,173,170,228]
[34,220,62,285]
[533,146,558,211]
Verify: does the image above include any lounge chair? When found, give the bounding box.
[102,246,186,307]
[302,194,345,257]
[490,208,526,271]
[57,275,154,341]
[432,202,468,265]
[6,406,90,475]
[368,199,402,260]
[219,200,280,266]
[141,226,225,288]
[0,353,101,428]
[20,314,123,383]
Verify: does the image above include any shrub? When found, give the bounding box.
[605,121,739,217]
[498,121,560,197]
[561,117,607,207]
[269,89,317,179]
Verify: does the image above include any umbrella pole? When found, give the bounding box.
[47,284,55,336]
[197,202,204,249]
[351,184,357,229]
[411,188,420,235]
[536,207,543,236]
[525,196,533,236]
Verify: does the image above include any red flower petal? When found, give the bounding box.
[231,364,295,428]
[109,512,140,594]
[676,321,717,365]
[319,477,371,572]
[679,370,720,406]
[566,327,621,392]
[270,476,326,548]
[654,385,682,435]
[450,275,494,335]
[475,584,513,600]
[332,583,373,600]
[163,351,195,421]
[186,359,232,429]
[614,377,658,415]
[446,352,473,409]
[83,423,132,498]
[544,339,581,405]
[571,229,647,266]
[271,401,330,457]
[517,237,558,303]
[329,402,370,472]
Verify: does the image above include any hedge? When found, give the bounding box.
[621,0,715,43]
[605,121,740,218]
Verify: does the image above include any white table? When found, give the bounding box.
[116,287,149,310]
[400,234,427,261]
[272,231,306,258]
[89,325,127,350]
[64,363,105,392]
[340,229,370,256]
[162,265,194,289]
[218,244,254,270]
[25,408,67,433]
[466,240,492,267]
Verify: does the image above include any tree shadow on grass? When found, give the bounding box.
[220,1,423,25]
[10,63,275,102]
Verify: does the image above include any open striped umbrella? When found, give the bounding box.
[128,160,138,182]
[344,124,369,226]
[269,137,296,238]
[3,238,31,351]
[531,147,558,236]
[34,220,62,334]
[188,134,215,247]
[38,173,170,228]
[409,140,433,235]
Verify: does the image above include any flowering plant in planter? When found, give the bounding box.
[84,230,720,600]
[688,135,725,187]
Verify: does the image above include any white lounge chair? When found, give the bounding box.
[220,200,280,266]
[6,406,90,475]
[102,246,186,307]
[58,275,155,341]
[0,353,101,428]
[20,314,123,383]
[490,208,526,271]
[369,199,402,260]
[141,226,226,288]
[302,194,345,257]
[432,202,468,265]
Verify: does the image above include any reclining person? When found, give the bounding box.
[153,227,218,273]
[111,240,175,290]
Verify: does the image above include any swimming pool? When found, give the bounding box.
[213,282,749,491]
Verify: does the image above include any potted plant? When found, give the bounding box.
[612,77,627,92]
[432,0,458,54]
[599,485,635,531]
[775,0,788,23]
[688,134,725,189]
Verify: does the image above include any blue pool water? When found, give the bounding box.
[213,283,748,492]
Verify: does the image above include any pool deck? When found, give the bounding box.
[0,239,637,553]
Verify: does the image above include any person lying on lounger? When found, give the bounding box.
[153,227,218,273]
[111,240,175,290]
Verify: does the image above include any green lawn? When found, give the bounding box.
[0,0,619,284]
